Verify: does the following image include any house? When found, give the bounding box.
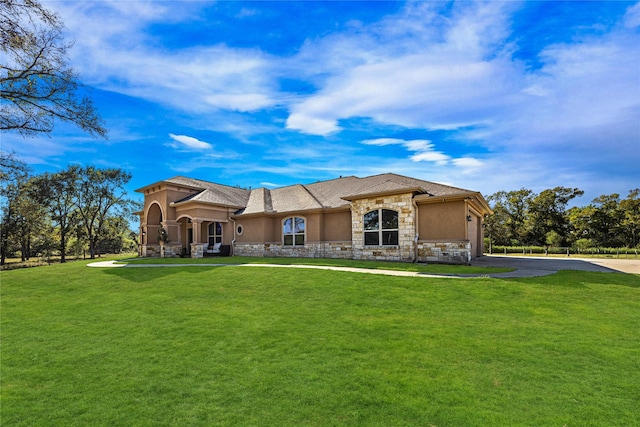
[135,173,492,264]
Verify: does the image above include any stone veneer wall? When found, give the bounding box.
[141,244,182,258]
[350,193,416,262]
[234,242,353,259]
[416,240,471,264]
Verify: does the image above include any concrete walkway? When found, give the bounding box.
[88,260,463,279]
[88,255,639,278]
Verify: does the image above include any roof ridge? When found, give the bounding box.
[301,183,325,208]
[263,187,273,212]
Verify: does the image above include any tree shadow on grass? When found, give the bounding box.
[512,270,640,289]
[102,265,225,283]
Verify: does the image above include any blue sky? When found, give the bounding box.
[3,1,639,208]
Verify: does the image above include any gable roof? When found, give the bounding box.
[138,173,487,215]
[236,173,481,216]
[136,176,251,209]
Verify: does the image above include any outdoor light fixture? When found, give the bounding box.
[466,215,472,222]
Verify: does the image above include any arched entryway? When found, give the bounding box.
[144,203,163,245]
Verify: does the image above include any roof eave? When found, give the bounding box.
[135,180,204,194]
[341,187,424,201]
[170,199,245,210]
[414,191,493,215]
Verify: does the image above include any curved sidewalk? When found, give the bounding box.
[87,256,639,278]
[87,260,466,279]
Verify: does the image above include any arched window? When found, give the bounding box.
[364,209,398,246]
[208,222,222,246]
[283,217,305,246]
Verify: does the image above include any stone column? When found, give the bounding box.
[191,219,203,244]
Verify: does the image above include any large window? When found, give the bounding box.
[208,222,222,246]
[283,217,305,246]
[364,209,398,246]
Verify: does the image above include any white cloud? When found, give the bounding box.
[260,182,279,188]
[286,2,520,135]
[168,134,212,150]
[362,138,484,169]
[57,2,279,114]
[285,1,639,194]
[624,2,640,28]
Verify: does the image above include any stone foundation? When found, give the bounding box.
[234,242,353,259]
[141,244,182,258]
[416,240,471,264]
[142,240,472,264]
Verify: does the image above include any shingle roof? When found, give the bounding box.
[162,176,251,208]
[142,173,480,215]
[235,173,477,215]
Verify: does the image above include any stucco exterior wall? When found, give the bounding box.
[236,216,272,243]
[418,200,466,240]
[322,210,352,241]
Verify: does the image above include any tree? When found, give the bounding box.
[526,187,584,246]
[32,166,79,262]
[13,176,47,260]
[589,193,624,247]
[0,151,31,264]
[619,189,640,248]
[0,0,107,137]
[486,189,533,246]
[74,166,133,259]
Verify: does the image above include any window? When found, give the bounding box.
[208,222,222,246]
[236,224,243,236]
[283,217,305,246]
[364,209,398,246]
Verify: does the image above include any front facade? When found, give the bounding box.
[135,173,492,264]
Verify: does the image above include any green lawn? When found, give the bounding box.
[2,258,639,426]
[121,255,512,275]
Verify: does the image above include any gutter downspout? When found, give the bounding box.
[412,196,419,263]
[229,209,236,257]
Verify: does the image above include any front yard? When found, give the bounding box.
[1,258,638,426]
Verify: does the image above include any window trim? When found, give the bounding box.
[208,222,223,246]
[363,208,399,246]
[283,216,306,246]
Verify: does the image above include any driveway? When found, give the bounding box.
[471,255,640,277]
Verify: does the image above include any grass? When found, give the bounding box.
[2,257,639,426]
[122,255,512,275]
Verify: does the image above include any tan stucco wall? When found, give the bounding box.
[321,210,352,241]
[236,211,350,244]
[418,200,466,240]
[235,216,270,243]
[175,206,228,222]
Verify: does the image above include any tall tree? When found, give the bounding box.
[619,189,640,248]
[590,193,624,247]
[486,189,533,246]
[13,176,47,260]
[74,166,133,259]
[0,0,107,137]
[526,187,584,246]
[32,166,79,262]
[0,151,31,264]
